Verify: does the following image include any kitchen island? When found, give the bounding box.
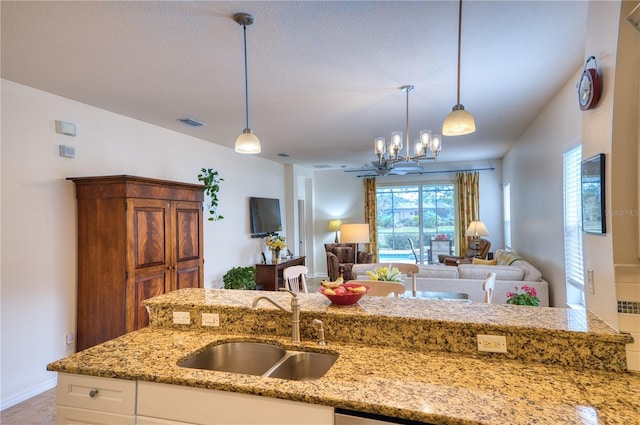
[47,288,639,424]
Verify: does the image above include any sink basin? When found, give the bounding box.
[178,341,337,381]
[266,352,337,381]
[177,342,286,376]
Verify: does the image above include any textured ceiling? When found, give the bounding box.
[1,1,588,171]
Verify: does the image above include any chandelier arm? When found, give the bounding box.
[405,87,410,162]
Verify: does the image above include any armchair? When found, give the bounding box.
[438,238,491,266]
[325,243,374,281]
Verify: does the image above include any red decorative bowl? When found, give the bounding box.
[317,283,371,305]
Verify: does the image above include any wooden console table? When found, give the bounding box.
[255,256,306,291]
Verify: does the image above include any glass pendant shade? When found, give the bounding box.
[442,106,476,136]
[235,128,261,154]
[374,137,386,155]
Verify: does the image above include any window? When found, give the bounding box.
[503,182,511,250]
[563,145,585,306]
[376,184,455,264]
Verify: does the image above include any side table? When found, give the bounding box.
[255,256,306,291]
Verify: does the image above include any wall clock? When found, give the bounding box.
[578,56,602,111]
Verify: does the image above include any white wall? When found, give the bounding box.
[502,68,583,308]
[312,160,504,276]
[0,80,289,408]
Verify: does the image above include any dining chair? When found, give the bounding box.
[349,280,406,298]
[483,272,496,303]
[388,263,420,295]
[282,265,308,293]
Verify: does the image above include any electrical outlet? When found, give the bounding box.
[587,269,594,294]
[202,313,220,327]
[173,311,191,325]
[477,334,507,353]
[65,333,74,351]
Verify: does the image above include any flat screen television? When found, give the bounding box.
[249,197,282,237]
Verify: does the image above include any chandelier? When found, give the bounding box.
[374,85,442,166]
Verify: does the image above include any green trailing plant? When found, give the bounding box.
[197,168,224,221]
[222,266,256,290]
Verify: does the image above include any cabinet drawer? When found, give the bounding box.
[138,381,333,424]
[56,373,136,415]
[56,406,136,425]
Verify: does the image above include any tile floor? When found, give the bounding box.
[1,388,56,425]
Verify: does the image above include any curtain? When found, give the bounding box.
[363,177,378,262]
[456,171,480,255]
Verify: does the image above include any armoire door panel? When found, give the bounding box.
[131,202,169,269]
[128,271,168,331]
[175,264,202,290]
[175,204,202,262]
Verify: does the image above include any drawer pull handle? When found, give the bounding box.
[89,389,99,398]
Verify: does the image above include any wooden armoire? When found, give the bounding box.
[68,175,204,350]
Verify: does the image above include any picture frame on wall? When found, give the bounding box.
[581,153,605,234]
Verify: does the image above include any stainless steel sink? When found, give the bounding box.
[178,341,337,381]
[177,342,287,376]
[266,351,337,381]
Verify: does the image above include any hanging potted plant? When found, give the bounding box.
[197,168,224,221]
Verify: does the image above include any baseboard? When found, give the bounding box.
[0,376,57,411]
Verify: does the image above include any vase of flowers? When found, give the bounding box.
[266,234,286,264]
[506,285,540,306]
[366,266,403,283]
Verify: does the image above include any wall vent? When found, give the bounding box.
[178,118,206,127]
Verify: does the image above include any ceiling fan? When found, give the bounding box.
[344,159,424,177]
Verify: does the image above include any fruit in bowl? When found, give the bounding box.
[318,283,371,305]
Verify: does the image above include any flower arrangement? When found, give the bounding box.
[506,285,540,306]
[366,266,403,283]
[265,234,286,258]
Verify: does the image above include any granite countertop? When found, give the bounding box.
[47,289,639,424]
[48,327,640,425]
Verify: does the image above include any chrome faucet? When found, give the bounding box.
[252,288,301,344]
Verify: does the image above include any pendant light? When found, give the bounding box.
[234,13,261,154]
[442,0,476,136]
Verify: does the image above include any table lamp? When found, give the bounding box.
[328,219,342,243]
[465,220,489,257]
[340,223,370,264]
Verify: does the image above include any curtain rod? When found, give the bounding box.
[357,166,495,178]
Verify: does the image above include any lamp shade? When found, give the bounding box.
[235,129,261,154]
[328,219,342,232]
[340,223,370,243]
[465,220,489,237]
[442,107,476,136]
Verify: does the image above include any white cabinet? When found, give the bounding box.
[55,373,136,425]
[137,381,334,425]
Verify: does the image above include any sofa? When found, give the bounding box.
[325,243,374,281]
[351,249,549,306]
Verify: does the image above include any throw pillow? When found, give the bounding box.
[472,257,498,265]
[497,251,523,266]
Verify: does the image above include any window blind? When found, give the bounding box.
[563,146,584,294]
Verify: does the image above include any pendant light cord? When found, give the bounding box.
[456,0,463,106]
[242,23,250,130]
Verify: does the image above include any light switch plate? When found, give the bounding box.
[173,311,191,325]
